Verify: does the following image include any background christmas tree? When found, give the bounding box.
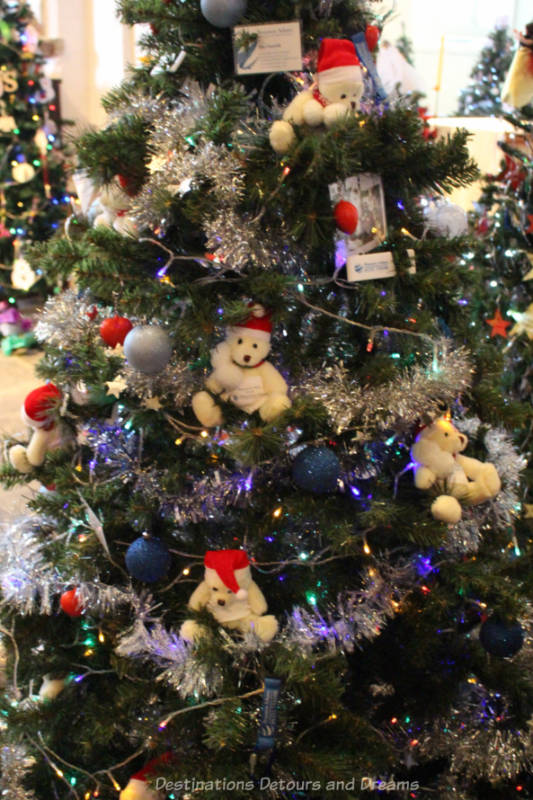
[456,24,515,117]
[0,0,68,304]
[0,1,532,799]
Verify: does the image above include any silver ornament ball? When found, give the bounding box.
[425,201,468,238]
[124,325,172,374]
[200,0,247,28]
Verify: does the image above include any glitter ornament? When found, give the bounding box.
[60,588,84,617]
[125,534,171,583]
[100,315,133,348]
[200,0,247,28]
[334,200,358,234]
[479,617,524,658]
[124,325,172,374]
[292,446,340,493]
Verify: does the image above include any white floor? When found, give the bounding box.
[0,349,42,522]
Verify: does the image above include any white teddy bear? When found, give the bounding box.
[191,304,291,427]
[92,178,137,237]
[180,549,278,643]
[269,37,364,155]
[410,415,501,524]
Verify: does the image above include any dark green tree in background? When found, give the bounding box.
[457,25,515,117]
[0,0,68,304]
[0,2,532,799]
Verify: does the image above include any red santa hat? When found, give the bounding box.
[316,38,362,88]
[120,753,172,800]
[204,549,250,599]
[22,384,62,431]
[230,303,272,343]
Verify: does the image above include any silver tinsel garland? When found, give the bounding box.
[0,743,36,800]
[444,418,527,555]
[34,290,102,347]
[120,359,198,407]
[173,468,255,524]
[0,517,134,615]
[297,340,473,436]
[280,559,415,655]
[414,678,533,781]
[115,596,224,698]
[123,83,306,274]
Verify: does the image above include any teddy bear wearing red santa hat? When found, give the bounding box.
[180,549,278,643]
[269,37,365,154]
[191,303,291,428]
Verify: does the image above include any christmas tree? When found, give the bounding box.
[0,0,68,303]
[0,2,532,799]
[468,108,533,424]
[457,25,515,117]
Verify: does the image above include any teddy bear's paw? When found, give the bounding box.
[323,103,350,127]
[302,99,325,127]
[478,463,501,496]
[431,495,462,524]
[259,394,291,422]
[191,391,223,428]
[9,445,33,474]
[414,466,436,491]
[269,121,295,154]
[250,615,278,643]
[180,620,206,642]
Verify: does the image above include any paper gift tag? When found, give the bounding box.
[344,249,416,282]
[233,21,302,75]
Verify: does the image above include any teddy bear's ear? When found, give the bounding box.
[188,580,211,610]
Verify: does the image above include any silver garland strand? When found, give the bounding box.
[0,743,36,800]
[297,340,473,436]
[415,678,533,781]
[125,83,306,274]
[115,596,224,698]
[0,517,134,615]
[84,417,139,483]
[120,359,198,407]
[280,559,415,655]
[34,289,102,347]
[444,418,527,555]
[173,468,255,524]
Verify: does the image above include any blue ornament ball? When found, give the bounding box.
[292,446,341,494]
[200,0,247,27]
[125,535,171,583]
[123,325,172,375]
[479,617,524,658]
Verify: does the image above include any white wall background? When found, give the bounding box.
[26,0,533,127]
[378,0,532,115]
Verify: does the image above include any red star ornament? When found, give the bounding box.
[526,214,533,234]
[486,308,511,338]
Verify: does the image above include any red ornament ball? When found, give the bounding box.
[60,588,84,617]
[334,200,359,235]
[365,24,380,52]
[100,315,133,349]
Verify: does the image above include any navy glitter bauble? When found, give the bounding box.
[479,617,524,658]
[292,446,340,494]
[125,536,171,583]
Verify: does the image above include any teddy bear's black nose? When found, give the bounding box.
[243,355,251,363]
[351,101,356,110]
[217,599,226,606]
